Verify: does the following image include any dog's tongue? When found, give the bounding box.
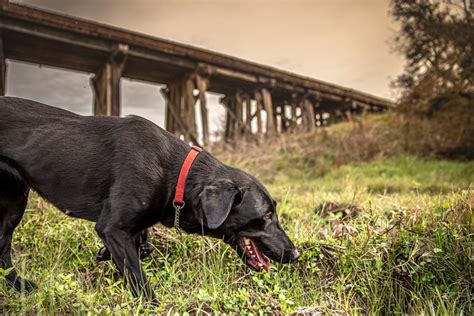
[251,239,270,271]
[242,237,270,271]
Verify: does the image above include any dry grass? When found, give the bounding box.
[210,106,473,182]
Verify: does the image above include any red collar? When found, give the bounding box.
[174,146,202,206]
[173,146,202,231]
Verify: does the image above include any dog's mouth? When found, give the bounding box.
[238,236,270,272]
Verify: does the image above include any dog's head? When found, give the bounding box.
[193,168,300,271]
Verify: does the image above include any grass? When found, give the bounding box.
[0,154,472,314]
[2,108,474,316]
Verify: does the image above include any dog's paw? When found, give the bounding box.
[22,279,38,292]
[95,247,111,262]
[149,297,160,308]
[7,277,38,292]
[139,244,153,259]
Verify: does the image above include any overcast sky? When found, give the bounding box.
[7,0,404,131]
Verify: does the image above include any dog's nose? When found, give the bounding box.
[291,248,300,261]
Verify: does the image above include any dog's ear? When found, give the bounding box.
[199,179,239,229]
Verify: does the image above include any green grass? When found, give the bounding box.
[1,155,472,314]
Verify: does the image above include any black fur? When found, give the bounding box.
[0,97,299,303]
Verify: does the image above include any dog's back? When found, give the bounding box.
[0,97,80,154]
[1,97,158,218]
[0,97,114,217]
[0,97,186,220]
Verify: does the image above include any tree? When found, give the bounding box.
[390,0,473,112]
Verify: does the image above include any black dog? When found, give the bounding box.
[0,97,299,303]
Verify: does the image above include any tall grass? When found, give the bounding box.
[1,154,472,314]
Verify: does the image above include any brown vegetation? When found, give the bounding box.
[210,100,473,183]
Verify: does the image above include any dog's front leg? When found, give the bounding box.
[96,228,153,262]
[137,228,153,258]
[95,223,157,304]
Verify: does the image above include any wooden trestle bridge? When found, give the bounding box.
[0,0,395,145]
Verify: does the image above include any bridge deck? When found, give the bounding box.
[0,1,394,106]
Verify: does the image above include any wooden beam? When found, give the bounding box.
[273,104,280,133]
[91,44,128,116]
[280,107,290,133]
[303,98,316,132]
[243,94,252,133]
[160,87,201,147]
[261,89,276,137]
[196,74,209,145]
[0,30,5,96]
[221,92,250,141]
[183,74,197,143]
[91,61,112,115]
[0,16,112,53]
[222,96,234,141]
[235,91,244,135]
[254,91,263,135]
[206,65,257,83]
[249,110,258,122]
[163,75,200,144]
[290,95,298,130]
[164,83,176,133]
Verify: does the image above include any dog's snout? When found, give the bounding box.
[290,248,300,261]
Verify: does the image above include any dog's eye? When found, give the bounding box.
[232,191,243,207]
[263,212,272,221]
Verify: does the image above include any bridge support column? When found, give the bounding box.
[162,85,178,138]
[288,94,317,132]
[222,90,267,142]
[289,94,299,131]
[196,74,210,145]
[254,91,263,136]
[221,96,231,141]
[183,74,197,142]
[91,44,128,116]
[161,73,202,146]
[244,94,252,134]
[261,88,276,137]
[278,104,291,133]
[0,30,5,96]
[301,97,316,132]
[222,91,246,142]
